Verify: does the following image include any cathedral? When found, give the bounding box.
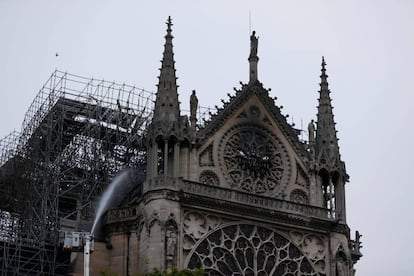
[82,17,362,275]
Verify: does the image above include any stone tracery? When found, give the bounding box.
[182,212,222,257]
[199,170,220,186]
[183,212,209,239]
[186,223,321,276]
[290,189,309,205]
[219,125,290,197]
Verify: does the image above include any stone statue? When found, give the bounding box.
[308,119,315,143]
[336,260,345,276]
[166,230,177,262]
[250,31,258,57]
[336,254,348,276]
[190,90,198,121]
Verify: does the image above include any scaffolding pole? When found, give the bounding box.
[0,70,155,275]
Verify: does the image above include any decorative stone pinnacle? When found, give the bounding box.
[166,16,173,35]
[152,17,180,125]
[315,56,343,172]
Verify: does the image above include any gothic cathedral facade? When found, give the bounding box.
[90,17,363,276]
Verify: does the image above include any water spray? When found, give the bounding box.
[91,170,131,236]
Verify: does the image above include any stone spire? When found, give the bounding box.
[153,16,180,124]
[315,57,343,171]
[314,57,348,222]
[146,17,189,180]
[248,31,259,83]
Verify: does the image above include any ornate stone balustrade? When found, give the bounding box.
[145,177,335,221]
[105,177,335,224]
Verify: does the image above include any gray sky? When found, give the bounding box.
[1,1,413,275]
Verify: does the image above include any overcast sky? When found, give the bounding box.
[1,1,413,275]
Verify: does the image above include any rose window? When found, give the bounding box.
[186,223,320,276]
[219,126,290,196]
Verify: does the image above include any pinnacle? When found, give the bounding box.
[152,17,180,125]
[321,56,326,71]
[315,56,342,171]
[166,16,173,36]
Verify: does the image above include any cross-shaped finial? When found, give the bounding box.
[166,16,173,33]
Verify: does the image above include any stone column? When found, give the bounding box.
[335,178,347,223]
[164,140,169,175]
[174,143,180,177]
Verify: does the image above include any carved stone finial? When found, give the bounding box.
[166,16,173,34]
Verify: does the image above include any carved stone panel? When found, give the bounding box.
[249,105,261,118]
[296,164,310,188]
[199,170,220,186]
[182,211,222,262]
[199,144,214,167]
[290,231,328,275]
[290,189,309,205]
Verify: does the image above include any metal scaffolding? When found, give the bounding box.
[0,70,155,275]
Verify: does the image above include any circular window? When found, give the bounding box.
[218,125,290,197]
